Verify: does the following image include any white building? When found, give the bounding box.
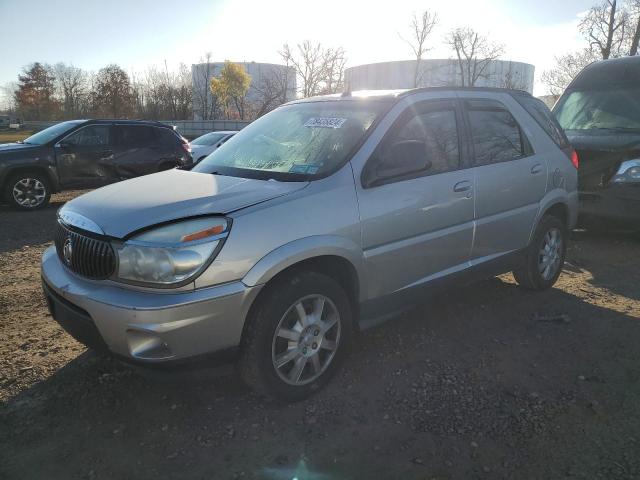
[191,62,296,120]
[344,59,535,93]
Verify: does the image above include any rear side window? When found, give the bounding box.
[155,127,181,147]
[466,100,530,166]
[514,95,569,148]
[115,125,157,147]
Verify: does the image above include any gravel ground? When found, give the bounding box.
[1,192,639,480]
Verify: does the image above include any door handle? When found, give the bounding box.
[453,180,472,193]
[531,163,543,174]
[100,150,114,157]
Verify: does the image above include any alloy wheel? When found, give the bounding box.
[271,294,341,386]
[538,227,563,280]
[12,178,46,208]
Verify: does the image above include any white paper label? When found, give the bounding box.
[304,117,347,129]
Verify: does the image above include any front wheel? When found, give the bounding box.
[238,271,353,401]
[513,215,567,290]
[4,173,51,210]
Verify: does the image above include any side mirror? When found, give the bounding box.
[55,140,73,149]
[374,140,431,182]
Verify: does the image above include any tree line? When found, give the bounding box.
[543,0,640,97]
[8,62,192,121]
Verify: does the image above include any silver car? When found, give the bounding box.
[189,130,238,164]
[41,88,578,400]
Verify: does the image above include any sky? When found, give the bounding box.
[0,0,593,104]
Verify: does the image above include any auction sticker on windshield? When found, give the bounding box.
[304,117,347,129]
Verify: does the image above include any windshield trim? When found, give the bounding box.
[194,99,398,182]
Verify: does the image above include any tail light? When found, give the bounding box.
[180,136,191,154]
[570,149,579,169]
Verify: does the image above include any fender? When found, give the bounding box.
[242,235,366,299]
[528,188,578,242]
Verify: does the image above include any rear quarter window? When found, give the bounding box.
[513,95,569,148]
[155,127,181,148]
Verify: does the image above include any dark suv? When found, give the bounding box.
[553,56,640,229]
[0,119,192,210]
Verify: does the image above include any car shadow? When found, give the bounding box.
[2,273,640,480]
[568,229,640,301]
[0,193,85,254]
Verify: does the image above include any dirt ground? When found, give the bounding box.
[1,192,639,480]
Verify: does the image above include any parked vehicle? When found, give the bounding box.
[0,119,192,210]
[42,88,578,400]
[0,115,22,129]
[553,56,640,229]
[190,130,238,163]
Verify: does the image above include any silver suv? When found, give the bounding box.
[41,88,578,400]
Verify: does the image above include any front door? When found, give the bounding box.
[55,124,113,188]
[356,99,475,301]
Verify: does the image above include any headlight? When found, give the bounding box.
[611,160,640,183]
[114,217,229,287]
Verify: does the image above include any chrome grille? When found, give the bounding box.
[55,221,116,280]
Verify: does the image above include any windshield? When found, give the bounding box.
[554,87,640,131]
[193,101,386,180]
[191,132,228,146]
[22,121,84,145]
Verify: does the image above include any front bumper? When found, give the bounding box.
[579,185,640,227]
[41,246,261,364]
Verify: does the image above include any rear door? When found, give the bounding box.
[460,95,547,260]
[112,125,165,179]
[356,98,475,300]
[54,124,113,188]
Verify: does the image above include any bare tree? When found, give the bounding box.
[192,53,220,120]
[580,0,630,59]
[280,42,324,98]
[629,0,640,55]
[320,47,347,94]
[399,10,438,87]
[53,63,87,118]
[280,41,347,98]
[446,27,504,87]
[541,49,599,96]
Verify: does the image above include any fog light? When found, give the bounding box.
[127,329,173,360]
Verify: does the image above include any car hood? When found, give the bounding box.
[0,142,40,153]
[60,169,308,238]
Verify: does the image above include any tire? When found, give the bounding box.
[513,214,567,290]
[238,271,353,401]
[4,172,51,210]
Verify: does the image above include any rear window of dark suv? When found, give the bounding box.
[513,94,570,148]
[155,127,182,148]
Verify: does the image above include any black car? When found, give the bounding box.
[0,119,192,210]
[553,56,640,229]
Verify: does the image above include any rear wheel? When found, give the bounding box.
[4,172,51,210]
[513,215,567,290]
[238,271,352,401]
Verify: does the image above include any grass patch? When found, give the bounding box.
[0,130,33,143]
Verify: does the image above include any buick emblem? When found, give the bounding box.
[63,237,73,266]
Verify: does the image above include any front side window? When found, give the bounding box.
[386,108,460,175]
[65,125,110,147]
[467,104,527,166]
[554,87,640,131]
[193,101,386,181]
